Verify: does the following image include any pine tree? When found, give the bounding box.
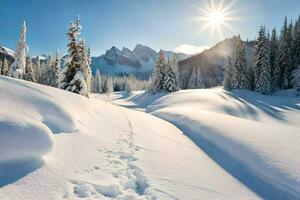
[94,68,101,93]
[41,53,55,86]
[279,17,293,89]
[124,75,133,95]
[59,16,90,97]
[254,26,272,95]
[292,66,300,95]
[152,50,167,92]
[0,60,2,75]
[169,54,180,90]
[34,57,41,83]
[269,28,281,91]
[78,39,92,94]
[223,57,233,90]
[9,21,27,79]
[103,76,113,93]
[53,50,61,87]
[1,58,9,76]
[163,62,179,92]
[188,66,204,89]
[292,16,300,73]
[232,37,250,90]
[25,56,36,82]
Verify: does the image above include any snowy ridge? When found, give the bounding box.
[110,89,300,200]
[91,44,188,76]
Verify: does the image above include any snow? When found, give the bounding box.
[1,46,15,56]
[0,76,259,200]
[109,88,300,199]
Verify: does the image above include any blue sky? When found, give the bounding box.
[0,0,299,56]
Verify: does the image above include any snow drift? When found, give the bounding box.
[0,76,77,162]
[111,88,300,200]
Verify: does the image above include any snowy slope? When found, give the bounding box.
[109,89,300,200]
[0,76,259,200]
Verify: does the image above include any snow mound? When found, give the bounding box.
[0,76,78,162]
[0,114,53,162]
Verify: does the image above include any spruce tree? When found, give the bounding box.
[270,28,281,91]
[53,50,61,87]
[78,39,92,94]
[163,62,179,92]
[1,58,9,76]
[188,66,204,89]
[223,57,233,90]
[0,60,2,75]
[94,68,101,93]
[170,54,180,90]
[59,16,90,97]
[292,66,300,95]
[232,37,250,90]
[152,50,167,92]
[34,57,41,83]
[41,53,54,86]
[25,56,36,82]
[279,17,293,89]
[292,16,300,72]
[103,76,113,94]
[9,21,27,79]
[254,26,272,95]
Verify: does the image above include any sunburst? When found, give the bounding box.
[193,0,241,40]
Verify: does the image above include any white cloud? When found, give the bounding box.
[175,44,210,55]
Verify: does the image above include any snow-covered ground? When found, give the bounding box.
[0,76,260,200]
[107,88,300,200]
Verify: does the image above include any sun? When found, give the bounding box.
[193,0,241,40]
[208,11,225,26]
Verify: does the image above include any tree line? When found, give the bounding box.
[224,15,300,95]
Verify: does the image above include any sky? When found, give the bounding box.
[0,0,299,56]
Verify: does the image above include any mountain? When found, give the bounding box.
[91,44,188,77]
[178,36,254,89]
[0,45,15,63]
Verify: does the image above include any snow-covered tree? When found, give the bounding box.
[254,26,272,95]
[78,39,92,94]
[94,68,101,93]
[270,28,281,91]
[232,37,250,90]
[40,53,55,86]
[103,76,113,94]
[292,66,300,95]
[53,50,61,87]
[163,62,179,92]
[292,16,300,75]
[151,50,167,92]
[9,21,27,79]
[188,66,204,89]
[1,58,9,76]
[34,57,42,83]
[0,60,2,75]
[279,17,293,89]
[59,16,90,97]
[124,76,133,95]
[223,57,234,90]
[169,54,180,90]
[25,57,36,82]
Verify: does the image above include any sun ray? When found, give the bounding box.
[192,0,240,40]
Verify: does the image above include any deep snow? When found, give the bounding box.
[0,77,259,199]
[107,88,300,200]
